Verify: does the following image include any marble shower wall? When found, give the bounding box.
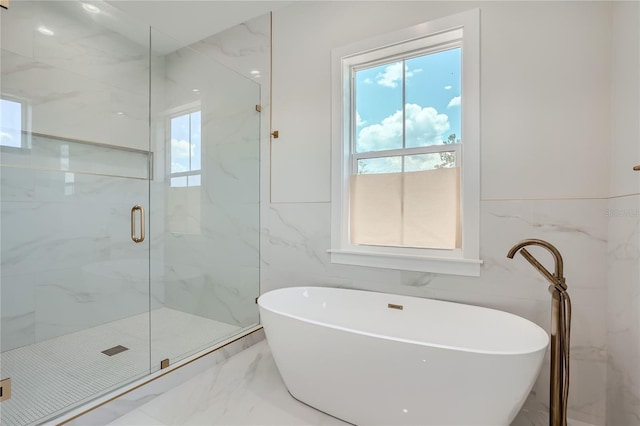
[156,19,265,328]
[1,4,266,351]
[0,1,164,351]
[263,2,618,425]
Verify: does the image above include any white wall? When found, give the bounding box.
[606,1,640,424]
[264,2,614,424]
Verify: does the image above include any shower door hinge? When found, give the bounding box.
[160,359,170,369]
[0,378,11,402]
[255,105,262,112]
[0,0,9,10]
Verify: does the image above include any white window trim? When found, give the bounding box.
[329,9,482,276]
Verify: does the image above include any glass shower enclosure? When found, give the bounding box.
[0,2,261,425]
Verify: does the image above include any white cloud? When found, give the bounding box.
[171,162,188,173]
[404,104,450,147]
[0,130,21,148]
[447,96,461,108]
[356,103,450,152]
[444,85,453,90]
[171,138,192,158]
[1,131,14,142]
[356,111,366,127]
[375,63,422,88]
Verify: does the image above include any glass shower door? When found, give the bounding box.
[148,29,261,370]
[0,2,152,425]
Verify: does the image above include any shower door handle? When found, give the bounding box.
[131,205,145,243]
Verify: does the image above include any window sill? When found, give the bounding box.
[327,249,482,277]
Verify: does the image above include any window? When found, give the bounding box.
[1,98,25,148]
[170,110,201,187]
[330,9,481,276]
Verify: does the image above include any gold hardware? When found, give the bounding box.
[271,130,279,139]
[131,205,145,243]
[255,105,262,112]
[634,165,640,171]
[0,378,12,402]
[0,0,9,10]
[160,359,170,369]
[507,239,571,426]
[388,303,403,310]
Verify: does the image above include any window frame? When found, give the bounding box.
[0,96,31,150]
[168,106,202,188]
[329,9,481,276]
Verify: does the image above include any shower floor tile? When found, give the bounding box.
[0,308,241,426]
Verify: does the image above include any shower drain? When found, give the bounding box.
[101,345,129,356]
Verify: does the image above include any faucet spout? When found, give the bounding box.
[507,238,566,291]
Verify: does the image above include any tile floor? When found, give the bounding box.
[106,340,346,426]
[107,340,596,426]
[0,309,241,426]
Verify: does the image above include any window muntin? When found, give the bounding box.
[170,110,201,187]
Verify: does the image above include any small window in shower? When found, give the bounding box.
[0,98,25,148]
[170,110,201,187]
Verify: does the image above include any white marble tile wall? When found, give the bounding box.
[0,1,168,352]
[606,2,640,424]
[261,2,619,424]
[1,1,150,151]
[606,195,640,425]
[157,17,264,328]
[260,198,609,425]
[0,167,162,351]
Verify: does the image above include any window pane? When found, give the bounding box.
[405,152,456,172]
[171,176,187,187]
[355,61,403,153]
[171,114,191,173]
[1,99,23,148]
[357,156,402,174]
[188,174,201,186]
[190,111,201,171]
[405,48,461,148]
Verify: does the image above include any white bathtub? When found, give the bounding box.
[258,286,549,425]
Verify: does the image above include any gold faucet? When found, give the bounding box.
[507,238,566,291]
[507,239,571,426]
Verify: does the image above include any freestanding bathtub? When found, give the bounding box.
[258,286,549,425]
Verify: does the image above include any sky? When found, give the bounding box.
[354,47,461,173]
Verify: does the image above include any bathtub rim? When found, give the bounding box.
[259,286,549,356]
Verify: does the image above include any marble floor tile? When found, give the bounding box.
[107,340,598,426]
[104,410,166,426]
[108,340,347,426]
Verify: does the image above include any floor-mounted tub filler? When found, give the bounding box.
[259,286,549,426]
